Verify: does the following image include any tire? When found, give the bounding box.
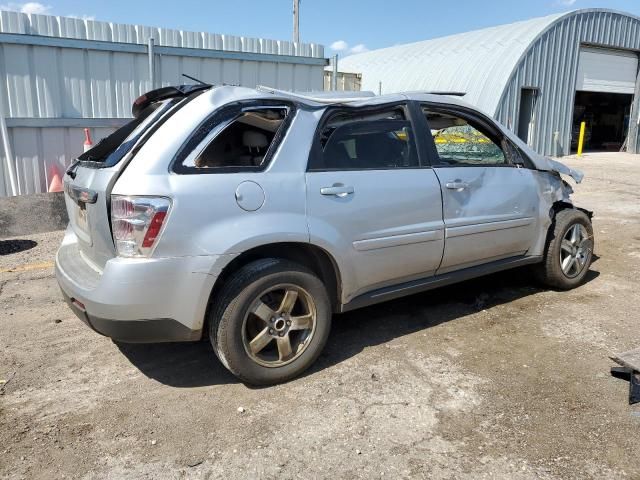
[534,208,594,290]
[208,258,331,385]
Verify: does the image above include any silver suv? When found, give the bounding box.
[56,85,594,385]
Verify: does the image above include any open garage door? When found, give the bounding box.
[576,47,638,94]
[572,47,638,152]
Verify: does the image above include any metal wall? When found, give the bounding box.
[323,71,362,91]
[495,10,640,156]
[0,11,326,196]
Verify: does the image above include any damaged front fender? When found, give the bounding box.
[545,158,584,184]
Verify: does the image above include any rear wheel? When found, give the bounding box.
[535,209,594,290]
[208,258,331,385]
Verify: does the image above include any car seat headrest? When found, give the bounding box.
[243,130,269,149]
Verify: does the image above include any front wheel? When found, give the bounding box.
[534,209,594,290]
[208,258,331,385]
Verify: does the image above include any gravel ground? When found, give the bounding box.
[1,152,639,479]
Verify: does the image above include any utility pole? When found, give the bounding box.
[293,0,300,44]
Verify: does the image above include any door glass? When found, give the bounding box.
[183,108,289,169]
[310,107,419,170]
[423,109,506,166]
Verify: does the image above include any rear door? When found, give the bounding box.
[305,103,445,301]
[420,104,540,273]
[63,95,186,269]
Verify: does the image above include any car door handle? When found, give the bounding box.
[320,185,354,197]
[445,180,469,190]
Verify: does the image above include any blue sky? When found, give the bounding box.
[2,0,640,55]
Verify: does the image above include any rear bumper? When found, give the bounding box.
[55,229,232,343]
[59,288,199,342]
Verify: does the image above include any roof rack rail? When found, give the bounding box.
[256,85,375,104]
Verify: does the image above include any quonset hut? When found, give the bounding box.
[340,9,640,156]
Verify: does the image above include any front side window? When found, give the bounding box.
[310,106,419,170]
[183,107,289,169]
[423,108,507,166]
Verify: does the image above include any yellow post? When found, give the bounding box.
[577,121,586,157]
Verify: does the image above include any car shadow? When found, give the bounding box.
[115,341,239,387]
[307,266,600,379]
[0,239,37,256]
[115,266,600,388]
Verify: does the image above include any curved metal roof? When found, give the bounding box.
[339,12,570,115]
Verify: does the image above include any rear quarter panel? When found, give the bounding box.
[112,98,323,275]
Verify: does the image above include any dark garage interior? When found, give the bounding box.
[572,91,632,152]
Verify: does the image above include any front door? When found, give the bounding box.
[421,105,540,274]
[305,104,445,302]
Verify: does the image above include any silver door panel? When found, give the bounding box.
[436,166,539,272]
[306,169,445,302]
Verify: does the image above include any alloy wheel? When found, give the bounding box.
[560,223,592,278]
[242,284,317,367]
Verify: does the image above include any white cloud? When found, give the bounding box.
[330,40,348,51]
[349,44,369,54]
[330,40,370,56]
[0,2,51,14]
[556,0,577,5]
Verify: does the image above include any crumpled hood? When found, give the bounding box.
[501,125,584,183]
[543,158,584,184]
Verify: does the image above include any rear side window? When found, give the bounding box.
[182,108,289,169]
[309,106,419,171]
[423,108,507,166]
[77,99,177,168]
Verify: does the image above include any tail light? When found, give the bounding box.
[111,195,171,257]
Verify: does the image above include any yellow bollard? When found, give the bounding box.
[577,121,586,157]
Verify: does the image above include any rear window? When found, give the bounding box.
[77,99,177,168]
[181,107,289,170]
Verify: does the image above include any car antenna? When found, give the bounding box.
[182,73,209,85]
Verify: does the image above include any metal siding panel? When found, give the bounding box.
[135,54,150,99]
[58,16,86,39]
[310,66,324,90]
[88,50,114,117]
[200,58,223,85]
[159,28,180,47]
[257,62,277,88]
[32,46,61,117]
[85,20,112,42]
[240,60,258,88]
[60,48,89,117]
[159,54,182,87]
[12,127,41,194]
[111,52,137,117]
[222,59,241,85]
[0,13,322,196]
[277,63,294,90]
[0,11,27,34]
[0,151,7,196]
[28,13,60,37]
[41,127,67,180]
[181,56,203,84]
[4,44,34,117]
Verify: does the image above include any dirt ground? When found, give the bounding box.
[1,152,639,479]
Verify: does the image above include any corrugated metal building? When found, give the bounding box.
[340,9,640,157]
[0,11,326,196]
[323,69,362,92]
